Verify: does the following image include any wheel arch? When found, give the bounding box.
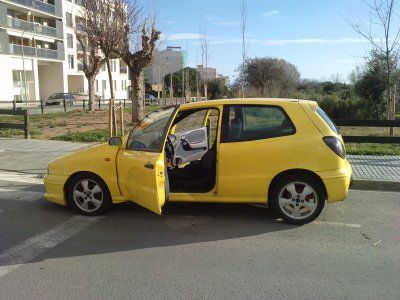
[268,169,327,203]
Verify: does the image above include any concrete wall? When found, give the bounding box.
[67,74,84,93]
[0,55,14,100]
[38,62,64,99]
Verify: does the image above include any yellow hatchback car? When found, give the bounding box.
[44,99,352,224]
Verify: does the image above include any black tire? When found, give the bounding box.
[66,173,112,216]
[272,174,325,225]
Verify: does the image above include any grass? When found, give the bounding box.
[345,143,400,155]
[51,129,109,143]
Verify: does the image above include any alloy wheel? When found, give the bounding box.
[72,179,104,213]
[278,181,318,220]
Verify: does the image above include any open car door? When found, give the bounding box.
[116,107,177,214]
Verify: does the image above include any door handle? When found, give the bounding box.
[144,162,154,169]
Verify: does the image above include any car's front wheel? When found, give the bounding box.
[66,173,112,215]
[272,175,325,224]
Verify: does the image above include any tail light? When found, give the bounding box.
[323,136,346,159]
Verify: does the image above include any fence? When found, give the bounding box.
[0,109,30,139]
[334,119,400,144]
[0,98,132,114]
[0,97,194,114]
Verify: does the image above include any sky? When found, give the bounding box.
[150,0,379,82]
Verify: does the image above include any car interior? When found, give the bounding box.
[165,108,219,193]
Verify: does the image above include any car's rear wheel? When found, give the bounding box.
[66,173,112,215]
[272,175,325,224]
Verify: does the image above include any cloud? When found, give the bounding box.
[163,33,203,41]
[262,10,280,18]
[208,37,369,46]
[216,22,239,27]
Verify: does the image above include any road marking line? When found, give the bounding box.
[312,221,361,228]
[0,188,44,202]
[0,171,43,185]
[0,216,101,278]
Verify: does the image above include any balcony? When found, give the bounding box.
[10,44,64,60]
[120,67,128,74]
[7,16,62,39]
[8,0,61,17]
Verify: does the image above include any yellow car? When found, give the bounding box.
[44,99,352,224]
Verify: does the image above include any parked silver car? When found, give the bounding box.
[45,93,99,106]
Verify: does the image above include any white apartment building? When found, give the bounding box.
[0,0,130,102]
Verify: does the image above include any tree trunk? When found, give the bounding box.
[131,71,144,123]
[204,81,208,100]
[196,72,200,101]
[106,59,115,101]
[87,75,95,112]
[106,58,117,136]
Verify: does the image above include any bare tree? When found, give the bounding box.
[75,3,106,112]
[348,0,400,134]
[116,1,160,122]
[199,25,210,100]
[240,0,247,98]
[81,0,127,135]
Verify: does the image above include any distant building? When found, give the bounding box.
[218,74,230,86]
[145,48,184,85]
[196,65,217,81]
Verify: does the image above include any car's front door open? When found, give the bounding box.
[117,150,166,214]
[116,107,177,215]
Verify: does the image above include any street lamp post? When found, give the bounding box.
[21,28,29,106]
[21,11,31,106]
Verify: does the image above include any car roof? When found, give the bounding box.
[179,98,315,109]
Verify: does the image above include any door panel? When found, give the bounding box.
[171,127,208,165]
[117,150,166,214]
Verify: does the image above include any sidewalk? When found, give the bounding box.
[0,138,91,173]
[1,138,399,191]
[348,155,400,192]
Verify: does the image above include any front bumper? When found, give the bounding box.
[43,174,68,206]
[317,160,353,203]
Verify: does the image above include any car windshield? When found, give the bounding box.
[127,107,176,152]
[48,93,63,100]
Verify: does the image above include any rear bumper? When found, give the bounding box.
[317,159,353,203]
[43,174,67,206]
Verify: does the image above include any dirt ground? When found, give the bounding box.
[0,108,141,140]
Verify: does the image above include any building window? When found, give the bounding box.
[113,80,117,91]
[221,105,296,143]
[66,13,73,27]
[68,55,74,69]
[96,80,99,92]
[67,34,73,48]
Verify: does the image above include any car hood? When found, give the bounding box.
[48,143,120,176]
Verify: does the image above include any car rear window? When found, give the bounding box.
[316,107,339,134]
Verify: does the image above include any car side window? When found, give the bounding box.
[221,105,295,143]
[174,110,208,133]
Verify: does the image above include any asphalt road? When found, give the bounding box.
[0,174,399,299]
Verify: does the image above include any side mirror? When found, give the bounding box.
[108,137,122,146]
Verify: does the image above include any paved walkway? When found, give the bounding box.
[348,155,400,182]
[0,138,92,173]
[1,138,399,190]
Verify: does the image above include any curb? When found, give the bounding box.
[351,179,400,192]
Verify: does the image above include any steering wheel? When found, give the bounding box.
[165,135,175,160]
